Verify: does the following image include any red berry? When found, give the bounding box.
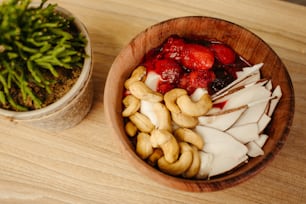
[161,36,185,61]
[157,81,175,94]
[189,70,215,89]
[178,73,194,94]
[210,43,236,65]
[154,59,183,84]
[180,44,215,71]
[179,70,215,95]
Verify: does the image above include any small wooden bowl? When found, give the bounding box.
[104,16,295,192]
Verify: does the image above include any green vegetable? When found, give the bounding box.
[0,0,87,111]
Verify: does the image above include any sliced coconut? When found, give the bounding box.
[209,154,248,177]
[226,123,259,144]
[265,80,272,91]
[234,100,269,126]
[254,134,269,148]
[246,141,264,157]
[140,100,157,126]
[212,63,263,99]
[195,126,248,158]
[190,88,208,102]
[214,84,271,110]
[267,85,282,117]
[196,151,214,179]
[235,70,261,86]
[198,106,247,131]
[257,114,271,133]
[144,71,160,91]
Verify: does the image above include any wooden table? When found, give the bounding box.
[0,0,305,203]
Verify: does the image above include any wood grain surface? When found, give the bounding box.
[0,0,305,203]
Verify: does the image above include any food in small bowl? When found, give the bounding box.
[104,16,294,191]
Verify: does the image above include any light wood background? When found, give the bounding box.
[0,0,305,203]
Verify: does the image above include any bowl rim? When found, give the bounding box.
[104,15,295,192]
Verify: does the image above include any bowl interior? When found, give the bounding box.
[104,16,295,192]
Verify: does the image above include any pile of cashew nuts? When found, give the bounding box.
[122,66,213,178]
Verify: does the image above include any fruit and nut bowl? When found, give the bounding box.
[104,16,294,192]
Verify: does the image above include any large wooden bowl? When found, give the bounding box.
[104,16,295,192]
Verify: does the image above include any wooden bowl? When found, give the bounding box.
[104,16,295,192]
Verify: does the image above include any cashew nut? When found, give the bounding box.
[182,145,201,178]
[153,102,172,132]
[125,121,137,137]
[122,95,140,117]
[150,129,180,163]
[171,112,198,128]
[124,65,147,89]
[147,148,164,166]
[136,132,154,159]
[157,142,193,176]
[174,128,204,150]
[129,81,163,102]
[177,93,213,116]
[129,112,154,133]
[164,88,187,113]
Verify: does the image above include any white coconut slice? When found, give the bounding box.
[257,114,271,133]
[267,85,282,117]
[198,106,247,131]
[190,88,208,102]
[195,126,248,158]
[140,100,157,126]
[209,154,248,177]
[144,71,160,91]
[246,141,264,157]
[212,63,263,99]
[196,151,214,179]
[265,80,272,91]
[226,123,259,144]
[254,134,269,148]
[234,100,269,126]
[235,70,261,87]
[214,84,271,110]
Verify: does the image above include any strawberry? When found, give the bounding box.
[157,81,175,94]
[154,58,183,84]
[210,43,236,65]
[161,35,185,61]
[142,49,160,72]
[179,70,215,94]
[189,70,215,89]
[180,44,215,71]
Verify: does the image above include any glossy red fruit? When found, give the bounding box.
[154,59,183,84]
[210,43,236,65]
[157,81,175,94]
[189,70,215,89]
[142,49,160,72]
[180,44,215,71]
[161,36,185,61]
[179,70,215,95]
[178,73,193,94]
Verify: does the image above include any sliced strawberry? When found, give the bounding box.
[154,59,183,84]
[178,73,194,94]
[157,81,175,94]
[142,49,160,72]
[180,44,215,71]
[179,70,215,95]
[161,35,185,61]
[210,43,236,65]
[189,70,215,89]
